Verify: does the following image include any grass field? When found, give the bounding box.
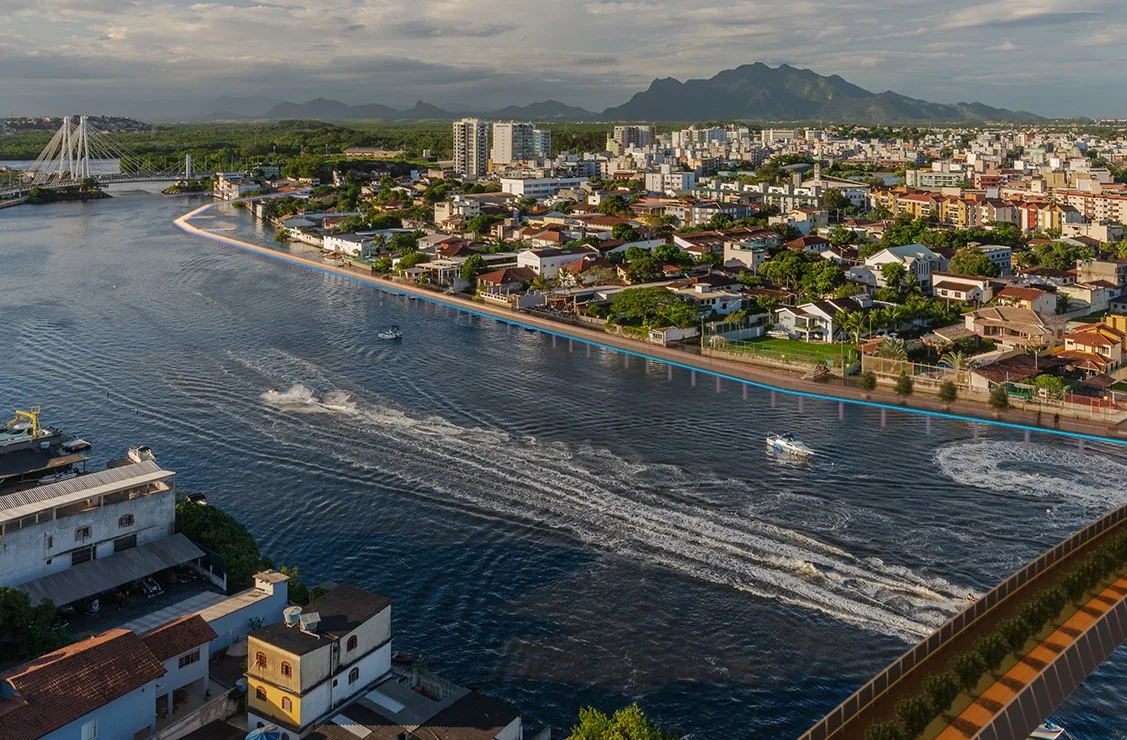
[713,336,848,364]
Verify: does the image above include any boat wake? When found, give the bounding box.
[934,439,1127,513]
[244,365,969,640]
[261,383,358,415]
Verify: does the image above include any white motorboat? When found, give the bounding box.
[1029,721,1071,740]
[377,325,403,340]
[766,431,815,456]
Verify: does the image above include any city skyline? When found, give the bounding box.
[3,0,1126,119]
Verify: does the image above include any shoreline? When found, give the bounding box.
[173,199,1127,446]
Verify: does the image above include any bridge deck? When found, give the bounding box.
[803,509,1127,739]
[936,572,1127,739]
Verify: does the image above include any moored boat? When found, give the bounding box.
[1029,721,1071,740]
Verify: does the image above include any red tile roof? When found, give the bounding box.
[140,615,217,663]
[0,629,166,740]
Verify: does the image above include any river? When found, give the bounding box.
[1,190,1125,737]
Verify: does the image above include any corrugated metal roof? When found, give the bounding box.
[18,533,204,606]
[0,460,172,519]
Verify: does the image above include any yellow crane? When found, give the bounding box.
[4,406,41,437]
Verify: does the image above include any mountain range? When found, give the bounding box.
[203,63,1041,123]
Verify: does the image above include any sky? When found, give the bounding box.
[2,0,1125,119]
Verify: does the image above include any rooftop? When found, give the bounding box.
[140,614,218,662]
[0,459,171,524]
[0,629,167,740]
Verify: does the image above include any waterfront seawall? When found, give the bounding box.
[173,200,1127,445]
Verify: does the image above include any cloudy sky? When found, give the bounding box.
[3,0,1125,118]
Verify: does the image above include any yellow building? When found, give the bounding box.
[247,584,393,736]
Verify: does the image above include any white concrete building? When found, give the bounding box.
[491,121,550,165]
[645,168,697,194]
[517,246,599,278]
[500,177,588,199]
[0,459,206,608]
[322,233,370,257]
[453,118,489,177]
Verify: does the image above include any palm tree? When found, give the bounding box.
[875,337,908,360]
[939,350,969,371]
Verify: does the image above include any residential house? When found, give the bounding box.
[968,353,1066,393]
[963,306,1067,350]
[142,615,218,726]
[0,629,167,740]
[772,297,868,342]
[996,286,1057,315]
[785,235,830,254]
[930,272,994,304]
[516,246,600,278]
[974,244,1013,276]
[861,243,947,289]
[723,239,770,272]
[247,584,393,736]
[321,233,370,258]
[476,267,536,296]
[1052,322,1126,376]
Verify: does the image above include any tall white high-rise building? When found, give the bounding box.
[613,125,656,149]
[531,128,552,158]
[491,122,534,165]
[453,118,489,177]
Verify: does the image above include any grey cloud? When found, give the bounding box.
[390,20,516,38]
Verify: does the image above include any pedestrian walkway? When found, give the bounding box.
[936,573,1127,739]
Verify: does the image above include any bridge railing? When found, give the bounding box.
[801,500,1127,740]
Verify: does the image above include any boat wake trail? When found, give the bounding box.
[261,384,358,415]
[934,439,1127,512]
[242,369,968,640]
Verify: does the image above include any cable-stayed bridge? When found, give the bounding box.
[0,115,212,198]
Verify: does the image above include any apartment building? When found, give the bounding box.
[612,125,656,149]
[490,122,550,164]
[247,584,394,735]
[452,118,489,177]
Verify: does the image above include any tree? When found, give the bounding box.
[949,652,985,691]
[709,212,735,230]
[864,721,903,740]
[653,243,694,267]
[759,250,810,290]
[996,616,1032,655]
[175,500,263,591]
[397,251,430,272]
[373,256,393,274]
[949,247,1000,278]
[278,565,310,605]
[973,634,1009,673]
[875,338,908,360]
[939,351,969,372]
[626,254,665,283]
[857,371,877,393]
[922,672,960,715]
[460,254,485,281]
[828,224,856,247]
[894,372,914,398]
[597,195,628,216]
[801,259,846,299]
[1056,294,1072,314]
[988,385,1010,411]
[567,704,678,740]
[0,587,71,663]
[612,222,642,242]
[880,262,908,292]
[466,214,503,237]
[1033,374,1068,397]
[938,380,958,405]
[823,188,851,221]
[894,696,935,737]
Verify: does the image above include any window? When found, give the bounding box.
[348,667,359,685]
[281,697,292,712]
[255,687,267,701]
[255,652,267,668]
[81,719,97,740]
[75,525,91,541]
[178,649,200,668]
[46,535,53,549]
[346,635,357,652]
[114,534,137,552]
[281,662,292,678]
[118,514,134,528]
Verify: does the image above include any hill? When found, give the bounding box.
[599,63,1041,122]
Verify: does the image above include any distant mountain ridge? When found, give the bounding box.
[222,64,1040,123]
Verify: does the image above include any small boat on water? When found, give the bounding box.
[1029,721,1071,740]
[377,325,403,340]
[766,431,815,457]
